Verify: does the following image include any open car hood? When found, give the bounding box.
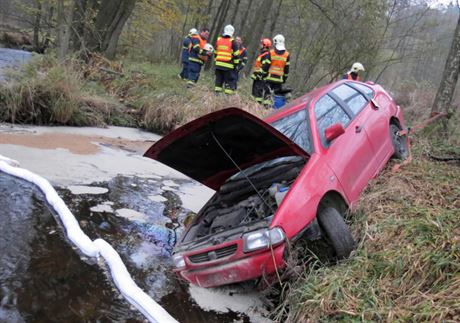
[144,108,309,190]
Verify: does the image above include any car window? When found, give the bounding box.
[351,83,374,99]
[314,95,351,145]
[270,109,312,154]
[331,84,368,115]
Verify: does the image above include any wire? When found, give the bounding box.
[210,131,275,214]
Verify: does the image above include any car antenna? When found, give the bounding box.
[210,131,275,213]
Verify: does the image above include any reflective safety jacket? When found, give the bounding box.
[344,72,360,81]
[251,49,271,80]
[215,36,239,70]
[189,34,207,65]
[266,49,290,83]
[238,46,248,68]
[181,35,192,62]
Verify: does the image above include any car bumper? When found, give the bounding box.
[178,244,286,288]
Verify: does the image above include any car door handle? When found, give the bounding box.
[355,125,363,133]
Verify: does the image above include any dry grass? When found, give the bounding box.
[140,83,269,133]
[274,139,460,322]
[0,55,134,127]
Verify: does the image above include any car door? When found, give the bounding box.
[346,83,393,167]
[314,93,375,203]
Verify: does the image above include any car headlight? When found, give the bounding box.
[243,227,285,253]
[172,254,185,269]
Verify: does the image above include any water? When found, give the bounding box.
[0,173,254,322]
[0,48,32,81]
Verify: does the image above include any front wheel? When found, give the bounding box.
[317,207,355,259]
[390,123,409,160]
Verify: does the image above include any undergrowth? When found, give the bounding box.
[0,53,267,133]
[274,137,459,322]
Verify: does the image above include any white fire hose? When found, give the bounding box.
[0,154,177,323]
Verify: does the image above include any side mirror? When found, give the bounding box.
[325,123,345,142]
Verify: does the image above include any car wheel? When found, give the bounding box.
[317,207,355,260]
[390,123,409,160]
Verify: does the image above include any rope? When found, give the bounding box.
[392,112,449,172]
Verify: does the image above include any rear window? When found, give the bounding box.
[271,109,313,154]
[331,84,368,115]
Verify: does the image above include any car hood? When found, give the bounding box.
[144,108,309,190]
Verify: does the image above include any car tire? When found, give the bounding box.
[390,123,409,160]
[317,207,355,259]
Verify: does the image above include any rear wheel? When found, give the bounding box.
[317,207,355,259]
[390,123,409,160]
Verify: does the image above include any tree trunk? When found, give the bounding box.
[269,0,283,37]
[238,0,253,37]
[99,0,137,59]
[244,0,275,75]
[57,0,74,60]
[78,0,136,58]
[431,9,460,115]
[32,0,42,52]
[229,0,241,26]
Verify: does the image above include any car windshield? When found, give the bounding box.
[270,108,313,154]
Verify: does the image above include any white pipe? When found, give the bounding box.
[0,155,178,323]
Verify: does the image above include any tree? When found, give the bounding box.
[431,5,460,115]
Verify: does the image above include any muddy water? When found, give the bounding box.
[0,168,253,322]
[0,115,274,322]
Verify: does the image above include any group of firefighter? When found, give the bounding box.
[179,24,366,107]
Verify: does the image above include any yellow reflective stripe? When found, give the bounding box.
[261,59,271,64]
[286,61,290,65]
[215,61,234,69]
[271,55,287,62]
[189,57,204,64]
[266,75,283,82]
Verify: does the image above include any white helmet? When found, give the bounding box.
[273,34,285,50]
[189,28,198,35]
[204,43,214,53]
[351,62,365,73]
[223,25,235,37]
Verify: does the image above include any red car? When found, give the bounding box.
[144,80,409,288]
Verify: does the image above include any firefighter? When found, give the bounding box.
[179,28,197,80]
[234,36,248,86]
[214,25,240,94]
[264,34,290,105]
[343,62,365,81]
[251,38,272,104]
[187,27,211,87]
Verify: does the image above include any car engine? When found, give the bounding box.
[182,156,306,242]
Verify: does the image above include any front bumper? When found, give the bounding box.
[178,244,286,288]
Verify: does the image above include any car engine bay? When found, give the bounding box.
[182,156,307,243]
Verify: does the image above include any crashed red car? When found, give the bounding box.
[144,80,409,288]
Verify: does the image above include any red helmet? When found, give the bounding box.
[261,38,272,48]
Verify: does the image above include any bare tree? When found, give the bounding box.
[431,6,460,115]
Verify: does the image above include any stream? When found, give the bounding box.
[0,47,271,322]
[0,124,270,323]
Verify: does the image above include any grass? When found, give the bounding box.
[274,137,460,322]
[0,53,268,133]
